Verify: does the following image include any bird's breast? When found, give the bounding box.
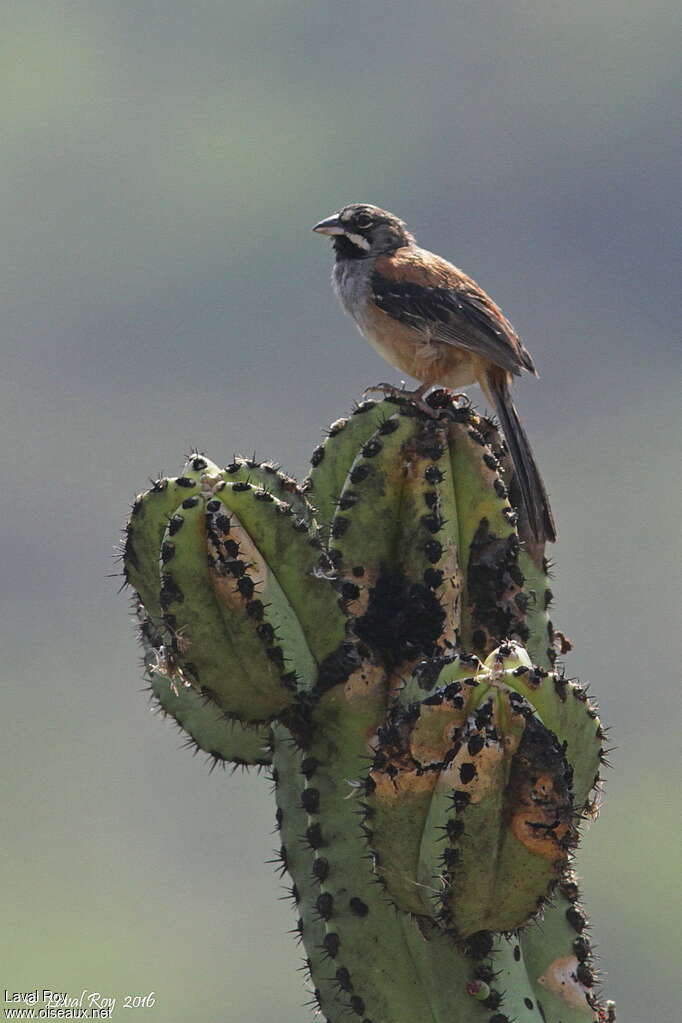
[332,258,478,388]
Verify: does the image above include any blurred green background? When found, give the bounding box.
[2,2,679,1020]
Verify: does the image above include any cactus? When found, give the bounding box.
[122,392,614,1023]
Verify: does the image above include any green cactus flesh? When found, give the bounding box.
[123,392,612,1022]
[136,606,273,766]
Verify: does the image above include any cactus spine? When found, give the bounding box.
[123,393,613,1022]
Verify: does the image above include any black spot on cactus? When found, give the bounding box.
[190,456,207,471]
[341,581,361,601]
[573,936,591,961]
[426,443,444,460]
[420,512,444,533]
[424,465,444,484]
[465,931,494,959]
[508,562,525,588]
[488,1015,509,1023]
[441,847,460,868]
[312,857,329,883]
[300,757,319,779]
[354,571,445,662]
[445,817,465,841]
[315,893,334,920]
[176,477,196,488]
[493,478,507,498]
[352,565,365,577]
[160,541,175,563]
[566,905,587,932]
[160,575,184,609]
[467,734,485,756]
[459,762,476,785]
[237,576,255,599]
[223,559,246,578]
[255,489,274,502]
[474,702,493,729]
[332,517,349,539]
[423,567,444,590]
[467,520,528,652]
[335,967,353,992]
[338,493,358,510]
[482,989,503,1010]
[576,963,594,987]
[267,645,285,669]
[300,788,320,813]
[561,879,580,902]
[181,495,199,509]
[452,791,471,812]
[474,964,497,984]
[213,513,231,535]
[553,674,568,701]
[378,417,399,435]
[424,539,443,563]
[468,428,486,445]
[349,995,365,1016]
[316,642,362,694]
[349,464,370,484]
[512,944,521,962]
[321,932,340,959]
[257,623,275,644]
[304,824,323,850]
[246,599,264,620]
[524,997,534,1010]
[349,897,369,917]
[362,439,382,458]
[206,499,221,512]
[163,516,183,540]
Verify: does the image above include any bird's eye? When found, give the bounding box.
[354,214,372,229]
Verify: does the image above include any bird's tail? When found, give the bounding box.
[486,371,557,543]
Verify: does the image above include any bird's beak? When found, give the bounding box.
[312,214,345,236]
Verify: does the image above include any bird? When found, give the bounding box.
[312,203,557,543]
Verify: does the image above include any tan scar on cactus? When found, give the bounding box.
[208,516,270,607]
[408,701,469,765]
[537,955,594,1012]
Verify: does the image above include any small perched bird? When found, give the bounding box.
[313,203,557,543]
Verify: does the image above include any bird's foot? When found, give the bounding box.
[362,381,409,400]
[429,388,471,410]
[362,382,441,418]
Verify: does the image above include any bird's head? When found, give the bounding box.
[313,204,414,259]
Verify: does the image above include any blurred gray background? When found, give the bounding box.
[2,2,680,1020]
